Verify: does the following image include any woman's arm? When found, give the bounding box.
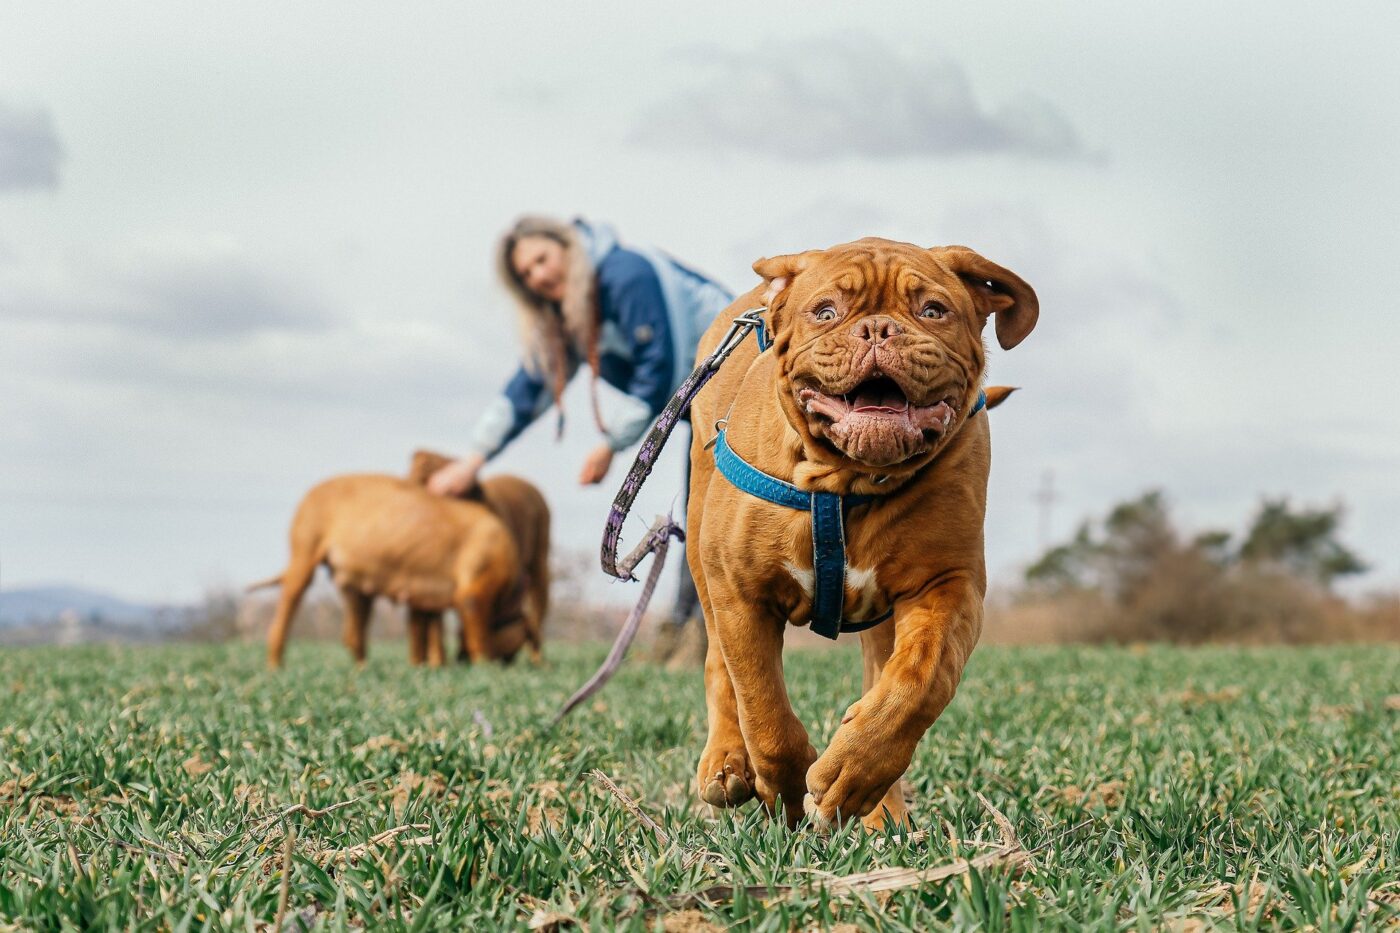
[467,365,555,459]
[429,365,553,496]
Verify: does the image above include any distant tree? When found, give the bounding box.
[1019,489,1370,643]
[1025,490,1180,600]
[1192,530,1234,567]
[1238,498,1367,589]
[1025,521,1099,591]
[1099,491,1177,601]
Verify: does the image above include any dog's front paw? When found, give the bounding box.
[695,744,755,808]
[804,734,912,830]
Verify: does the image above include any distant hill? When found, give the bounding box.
[0,585,159,627]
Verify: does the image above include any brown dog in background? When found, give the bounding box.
[253,458,548,668]
[686,238,1037,830]
[407,449,550,659]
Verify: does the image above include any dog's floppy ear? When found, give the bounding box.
[408,449,455,485]
[410,448,486,501]
[936,246,1039,350]
[752,249,824,324]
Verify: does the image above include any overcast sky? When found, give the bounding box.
[1,1,1397,607]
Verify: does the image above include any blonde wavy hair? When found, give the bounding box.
[495,215,604,434]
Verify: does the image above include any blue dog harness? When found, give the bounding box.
[712,317,987,639]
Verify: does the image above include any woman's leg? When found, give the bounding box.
[671,423,701,626]
[656,424,707,666]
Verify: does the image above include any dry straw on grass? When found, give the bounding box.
[580,767,1058,918]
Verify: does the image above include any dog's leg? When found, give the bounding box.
[526,554,549,664]
[855,623,911,831]
[804,582,982,828]
[524,601,544,664]
[455,594,491,663]
[455,552,515,663]
[692,563,755,809]
[425,613,447,667]
[339,587,373,665]
[686,457,755,809]
[712,602,815,828]
[518,575,544,665]
[266,557,318,669]
[407,609,431,666]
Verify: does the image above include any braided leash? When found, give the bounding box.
[550,308,767,725]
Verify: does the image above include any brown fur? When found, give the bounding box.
[407,449,551,653]
[258,466,548,668]
[685,237,1038,830]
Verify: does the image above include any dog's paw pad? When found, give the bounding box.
[803,792,832,830]
[701,771,753,808]
[724,772,750,802]
[701,777,730,807]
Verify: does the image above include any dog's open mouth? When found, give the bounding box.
[796,375,957,466]
[799,376,957,432]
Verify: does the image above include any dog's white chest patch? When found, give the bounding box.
[845,566,881,619]
[783,561,814,597]
[783,562,883,618]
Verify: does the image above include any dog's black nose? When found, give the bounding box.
[851,315,903,344]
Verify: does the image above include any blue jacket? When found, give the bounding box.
[468,221,732,457]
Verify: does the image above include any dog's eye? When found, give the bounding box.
[813,305,838,323]
[919,301,948,320]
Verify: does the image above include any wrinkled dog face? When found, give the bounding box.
[757,238,1038,470]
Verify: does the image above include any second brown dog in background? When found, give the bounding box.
[407,449,550,662]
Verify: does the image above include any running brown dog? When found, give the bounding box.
[685,238,1038,830]
[255,462,548,668]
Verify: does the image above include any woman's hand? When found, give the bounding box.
[578,443,615,485]
[428,454,485,497]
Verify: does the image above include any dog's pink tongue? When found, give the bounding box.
[853,382,906,411]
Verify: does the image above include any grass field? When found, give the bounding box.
[1,641,1398,931]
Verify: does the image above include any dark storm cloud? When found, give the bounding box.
[630,34,1088,161]
[0,101,62,191]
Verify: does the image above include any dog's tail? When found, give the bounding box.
[245,573,283,593]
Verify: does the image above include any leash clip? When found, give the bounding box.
[705,307,768,372]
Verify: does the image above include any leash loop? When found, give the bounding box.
[552,307,767,724]
[598,307,767,582]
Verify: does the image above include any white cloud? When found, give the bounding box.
[0,101,61,191]
[1,241,335,341]
[629,34,1087,161]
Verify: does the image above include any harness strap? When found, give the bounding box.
[810,492,858,637]
[712,388,987,639]
[713,432,875,510]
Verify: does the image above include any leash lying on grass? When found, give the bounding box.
[550,309,768,725]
